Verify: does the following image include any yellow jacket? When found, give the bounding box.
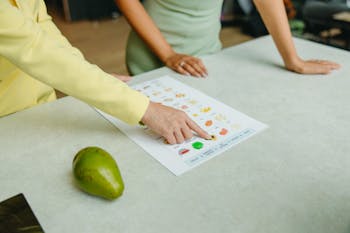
[0,0,149,124]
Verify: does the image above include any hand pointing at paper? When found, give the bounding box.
[141,102,211,145]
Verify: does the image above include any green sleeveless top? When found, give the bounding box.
[126,0,223,75]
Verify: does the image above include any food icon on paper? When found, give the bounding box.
[152,91,161,96]
[192,141,204,150]
[201,107,212,113]
[215,113,226,121]
[188,100,198,105]
[97,76,267,176]
[176,93,185,98]
[178,148,190,155]
[219,128,228,136]
[205,120,213,127]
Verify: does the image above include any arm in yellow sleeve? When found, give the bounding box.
[0,1,149,125]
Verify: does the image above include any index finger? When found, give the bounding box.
[186,118,211,140]
[195,58,208,76]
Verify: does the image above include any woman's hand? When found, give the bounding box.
[141,102,211,144]
[285,57,340,74]
[253,0,341,76]
[165,53,208,78]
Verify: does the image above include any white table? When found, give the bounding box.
[1,36,350,233]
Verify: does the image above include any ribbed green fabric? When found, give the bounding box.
[126,0,223,75]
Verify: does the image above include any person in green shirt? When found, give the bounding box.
[116,0,340,77]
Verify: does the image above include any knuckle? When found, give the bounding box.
[168,138,176,145]
[162,129,172,136]
[184,132,193,140]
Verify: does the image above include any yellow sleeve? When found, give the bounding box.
[0,1,149,125]
[36,0,85,59]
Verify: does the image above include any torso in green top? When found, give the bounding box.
[126,0,224,75]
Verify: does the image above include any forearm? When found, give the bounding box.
[116,0,174,62]
[253,0,299,66]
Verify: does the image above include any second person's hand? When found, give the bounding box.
[165,53,208,78]
[285,57,341,74]
[141,101,211,144]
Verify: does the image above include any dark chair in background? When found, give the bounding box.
[302,0,350,49]
[45,0,119,21]
[222,0,304,37]
[221,0,350,50]
[221,0,268,37]
[303,0,349,32]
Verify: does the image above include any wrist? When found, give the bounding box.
[160,49,176,64]
[140,101,155,126]
[284,55,303,73]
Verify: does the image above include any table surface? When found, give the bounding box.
[1,36,350,233]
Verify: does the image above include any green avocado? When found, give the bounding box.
[72,147,124,200]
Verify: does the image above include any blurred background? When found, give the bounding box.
[45,0,350,79]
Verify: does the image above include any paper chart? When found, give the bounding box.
[97,76,267,175]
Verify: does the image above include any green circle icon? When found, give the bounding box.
[192,141,204,150]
